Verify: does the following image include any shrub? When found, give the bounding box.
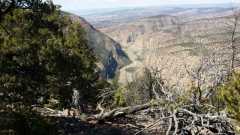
[218,73,240,121]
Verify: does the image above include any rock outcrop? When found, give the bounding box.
[98,8,236,88]
[68,14,130,79]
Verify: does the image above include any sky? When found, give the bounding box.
[52,0,237,11]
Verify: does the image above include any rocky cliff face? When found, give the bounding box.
[68,14,130,79]
[97,8,237,89]
[100,15,179,47]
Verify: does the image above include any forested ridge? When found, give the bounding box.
[0,0,240,135]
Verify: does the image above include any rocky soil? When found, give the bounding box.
[97,8,240,89]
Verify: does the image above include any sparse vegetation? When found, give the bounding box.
[1,1,240,135]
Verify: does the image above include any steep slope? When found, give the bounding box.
[68,14,130,79]
[100,15,179,47]
[98,8,237,88]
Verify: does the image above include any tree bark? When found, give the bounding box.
[94,101,161,120]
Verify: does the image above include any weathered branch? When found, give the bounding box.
[94,100,163,120]
[134,115,173,135]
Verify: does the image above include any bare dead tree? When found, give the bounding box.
[231,11,238,73]
[223,7,240,74]
[184,58,206,106]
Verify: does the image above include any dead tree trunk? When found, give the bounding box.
[94,101,162,120]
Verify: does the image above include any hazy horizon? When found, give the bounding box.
[52,0,238,12]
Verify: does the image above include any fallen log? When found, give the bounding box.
[94,100,162,120]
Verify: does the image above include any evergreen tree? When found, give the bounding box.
[0,1,98,110]
[218,73,240,121]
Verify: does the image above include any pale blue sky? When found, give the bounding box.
[52,0,236,11]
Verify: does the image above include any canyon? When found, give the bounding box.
[80,5,240,90]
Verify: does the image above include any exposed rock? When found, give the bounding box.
[99,9,237,89]
[68,14,130,79]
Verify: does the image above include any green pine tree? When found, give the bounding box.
[0,1,99,110]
